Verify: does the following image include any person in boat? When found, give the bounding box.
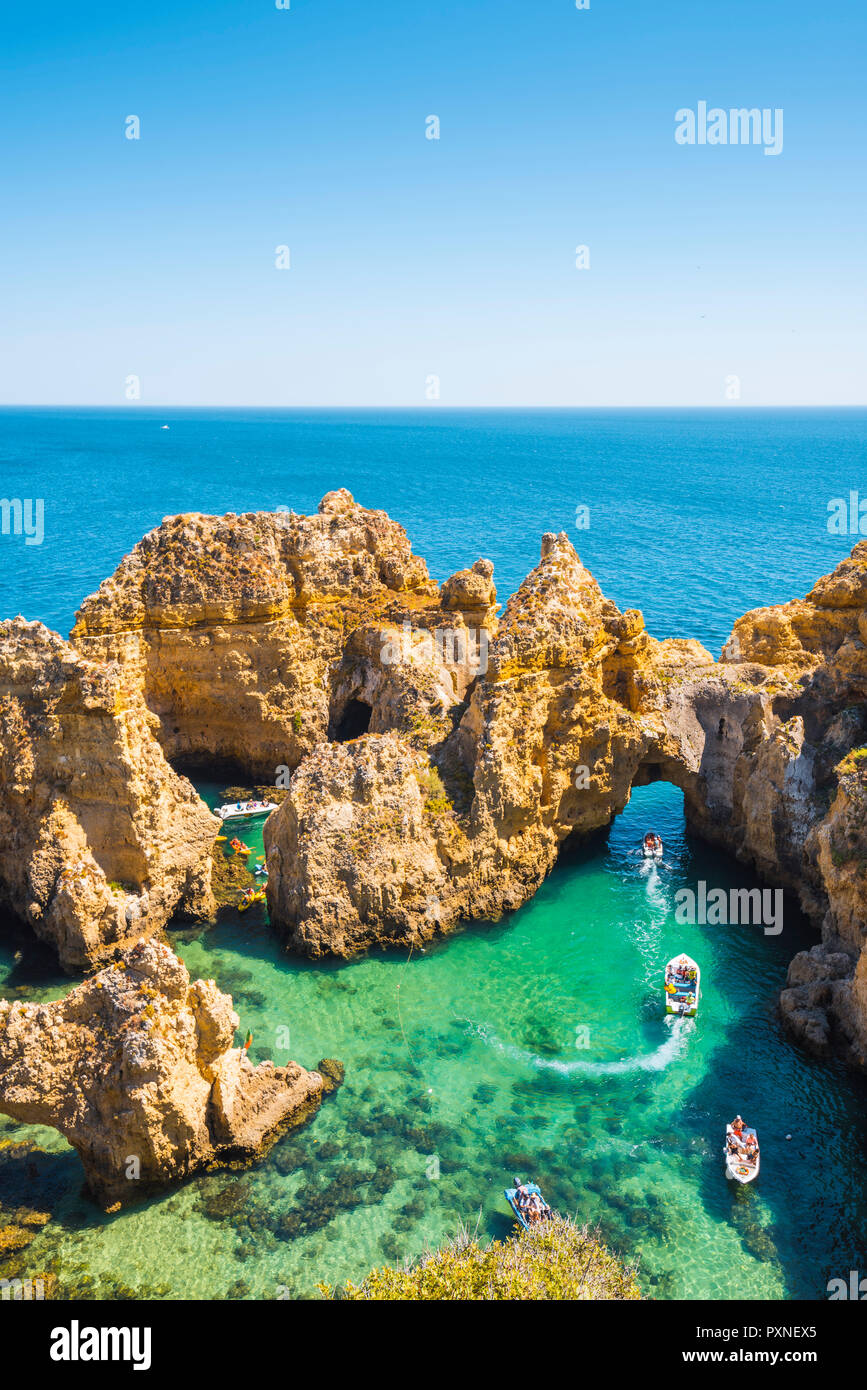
[731,1115,745,1137]
[513,1177,531,1213]
[528,1191,553,1225]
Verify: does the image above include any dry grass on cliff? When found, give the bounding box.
[318,1214,641,1301]
[415,764,451,816]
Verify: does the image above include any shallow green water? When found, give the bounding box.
[2,782,867,1300]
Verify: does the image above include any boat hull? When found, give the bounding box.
[504,1183,545,1230]
[664,953,700,1017]
[217,801,279,821]
[725,1126,759,1182]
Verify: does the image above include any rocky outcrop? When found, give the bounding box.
[5,490,867,1074]
[264,733,472,955]
[263,527,867,1077]
[0,939,325,1206]
[708,547,867,1065]
[71,489,438,780]
[264,531,732,954]
[0,618,219,972]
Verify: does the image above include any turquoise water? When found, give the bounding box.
[2,408,867,1300]
[3,781,867,1299]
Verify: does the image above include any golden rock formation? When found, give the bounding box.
[0,617,218,971]
[2,495,867,1078]
[0,939,324,1207]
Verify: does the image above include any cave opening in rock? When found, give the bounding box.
[333,698,373,743]
[171,754,260,785]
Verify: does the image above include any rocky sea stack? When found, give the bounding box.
[0,939,324,1208]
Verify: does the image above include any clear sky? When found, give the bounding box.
[1,0,865,406]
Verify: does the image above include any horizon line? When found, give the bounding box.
[2,402,866,412]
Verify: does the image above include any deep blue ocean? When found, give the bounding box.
[2,408,867,1301]
[1,407,864,647]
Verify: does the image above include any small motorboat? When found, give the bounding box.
[504,1180,553,1231]
[725,1122,760,1183]
[643,832,663,858]
[238,888,266,914]
[217,799,279,822]
[664,953,700,1016]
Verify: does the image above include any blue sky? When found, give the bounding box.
[1,0,865,405]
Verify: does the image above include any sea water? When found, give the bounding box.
[1,407,866,1300]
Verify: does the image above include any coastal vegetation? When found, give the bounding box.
[319,1215,641,1300]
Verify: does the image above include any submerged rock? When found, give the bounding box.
[0,939,325,1208]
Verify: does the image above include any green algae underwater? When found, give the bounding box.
[3,779,867,1301]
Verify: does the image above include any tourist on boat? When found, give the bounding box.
[527,1191,553,1225]
[731,1115,745,1137]
[513,1177,531,1212]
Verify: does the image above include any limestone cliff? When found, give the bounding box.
[719,545,867,1065]
[71,489,438,780]
[4,492,867,1076]
[0,939,324,1206]
[0,617,219,972]
[262,527,867,1077]
[264,531,733,955]
[264,733,472,955]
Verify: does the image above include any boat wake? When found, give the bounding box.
[638,858,669,917]
[459,1014,692,1077]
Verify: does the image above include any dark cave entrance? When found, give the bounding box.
[333,698,373,743]
[171,754,259,785]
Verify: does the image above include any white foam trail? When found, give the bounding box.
[639,859,669,918]
[461,1014,691,1076]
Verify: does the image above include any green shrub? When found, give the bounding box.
[415,764,451,816]
[319,1214,641,1301]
